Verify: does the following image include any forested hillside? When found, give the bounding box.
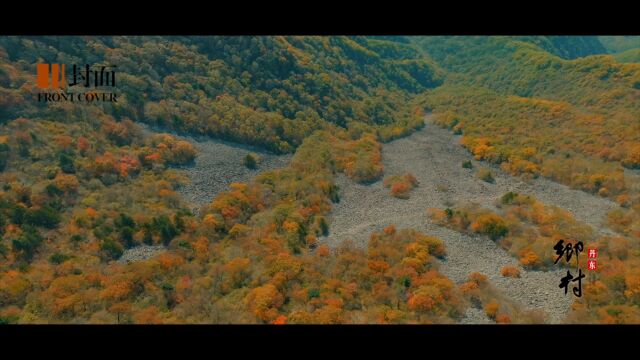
[415,36,640,323]
[1,36,441,152]
[1,35,639,324]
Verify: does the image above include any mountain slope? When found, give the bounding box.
[1,36,443,152]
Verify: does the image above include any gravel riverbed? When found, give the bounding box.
[133,118,622,323]
[320,115,622,323]
[119,125,291,263]
[139,124,292,214]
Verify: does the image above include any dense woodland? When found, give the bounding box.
[0,36,639,323]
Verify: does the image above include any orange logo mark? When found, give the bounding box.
[36,63,66,89]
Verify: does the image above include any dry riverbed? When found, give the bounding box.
[320,115,622,324]
[139,124,292,213]
[119,125,291,263]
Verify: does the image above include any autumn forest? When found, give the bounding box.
[0,36,639,324]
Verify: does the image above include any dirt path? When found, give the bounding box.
[320,114,622,323]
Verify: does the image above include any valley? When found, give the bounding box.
[322,114,623,323]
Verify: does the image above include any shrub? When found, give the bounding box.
[308,288,320,299]
[151,215,179,245]
[484,299,499,319]
[144,134,196,166]
[24,205,61,229]
[477,167,495,183]
[390,182,410,198]
[384,173,419,199]
[500,191,518,205]
[383,225,396,235]
[338,134,384,184]
[408,285,444,314]
[171,140,196,164]
[470,213,508,240]
[244,153,257,169]
[245,284,284,323]
[347,159,384,183]
[468,272,489,287]
[119,227,135,248]
[444,208,454,219]
[49,253,71,264]
[500,265,521,278]
[115,213,136,228]
[58,152,75,174]
[462,160,473,169]
[519,248,542,268]
[495,314,512,324]
[101,238,124,260]
[45,183,63,197]
[420,235,447,258]
[103,119,136,146]
[328,184,340,203]
[11,225,43,261]
[53,173,79,194]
